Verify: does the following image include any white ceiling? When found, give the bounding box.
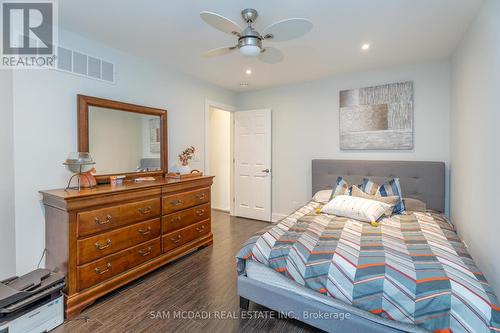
[59,0,482,91]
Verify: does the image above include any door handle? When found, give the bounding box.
[261,169,270,173]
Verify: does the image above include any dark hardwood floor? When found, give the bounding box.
[54,210,322,333]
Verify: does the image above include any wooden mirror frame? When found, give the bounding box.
[77,94,168,183]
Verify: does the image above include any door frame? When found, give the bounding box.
[204,99,236,215]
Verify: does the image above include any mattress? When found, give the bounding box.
[237,201,500,333]
[246,260,428,332]
[246,259,336,308]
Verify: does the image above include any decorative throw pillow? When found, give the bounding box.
[329,176,349,200]
[312,190,333,204]
[329,176,363,200]
[351,185,399,215]
[321,195,391,223]
[362,178,406,214]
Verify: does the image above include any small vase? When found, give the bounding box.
[178,164,191,174]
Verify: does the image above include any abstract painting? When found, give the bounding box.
[339,81,413,150]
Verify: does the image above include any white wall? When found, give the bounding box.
[208,107,231,211]
[451,0,500,296]
[236,62,451,220]
[12,29,236,275]
[0,70,16,279]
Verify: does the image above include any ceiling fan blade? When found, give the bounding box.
[200,11,242,36]
[258,47,284,64]
[263,18,313,42]
[204,46,237,58]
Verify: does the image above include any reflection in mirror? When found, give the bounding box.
[88,106,161,175]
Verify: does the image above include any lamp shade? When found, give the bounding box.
[239,45,260,57]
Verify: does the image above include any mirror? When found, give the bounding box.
[89,107,161,174]
[78,95,167,182]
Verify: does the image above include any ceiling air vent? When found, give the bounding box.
[54,46,115,84]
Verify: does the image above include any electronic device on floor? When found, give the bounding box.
[0,269,65,333]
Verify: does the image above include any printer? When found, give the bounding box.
[0,269,65,333]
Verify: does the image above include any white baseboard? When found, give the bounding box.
[212,207,230,213]
[271,213,287,222]
[220,212,287,222]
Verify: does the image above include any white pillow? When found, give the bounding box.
[312,190,333,204]
[320,195,390,223]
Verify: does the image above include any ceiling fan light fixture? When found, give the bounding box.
[201,8,312,64]
[240,45,261,57]
[238,35,262,57]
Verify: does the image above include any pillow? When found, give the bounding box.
[329,176,363,200]
[312,190,333,204]
[330,176,349,199]
[362,178,406,214]
[351,185,399,214]
[403,198,426,211]
[321,195,391,223]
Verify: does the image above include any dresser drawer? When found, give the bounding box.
[162,203,210,233]
[77,198,161,237]
[162,188,210,214]
[77,218,160,265]
[77,238,161,291]
[162,219,210,252]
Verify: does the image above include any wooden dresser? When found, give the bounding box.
[40,176,214,318]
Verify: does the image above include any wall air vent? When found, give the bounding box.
[53,46,115,84]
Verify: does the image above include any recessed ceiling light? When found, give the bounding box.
[361,43,370,51]
[245,69,252,75]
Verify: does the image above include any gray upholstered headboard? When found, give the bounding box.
[312,160,445,212]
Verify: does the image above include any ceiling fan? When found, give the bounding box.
[200,8,312,64]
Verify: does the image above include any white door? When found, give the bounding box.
[234,109,272,221]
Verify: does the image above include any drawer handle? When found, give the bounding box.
[170,199,183,206]
[196,225,206,233]
[95,215,112,225]
[95,239,112,250]
[138,246,152,257]
[170,234,182,243]
[94,263,111,275]
[196,193,206,200]
[138,206,152,214]
[138,226,152,236]
[170,216,182,223]
[195,209,205,216]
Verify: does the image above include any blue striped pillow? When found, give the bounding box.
[329,176,349,200]
[329,176,363,200]
[362,178,406,214]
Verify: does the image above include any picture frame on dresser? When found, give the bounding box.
[40,95,214,318]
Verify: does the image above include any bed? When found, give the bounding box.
[236,160,499,333]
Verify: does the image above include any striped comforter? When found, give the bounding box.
[236,201,500,333]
